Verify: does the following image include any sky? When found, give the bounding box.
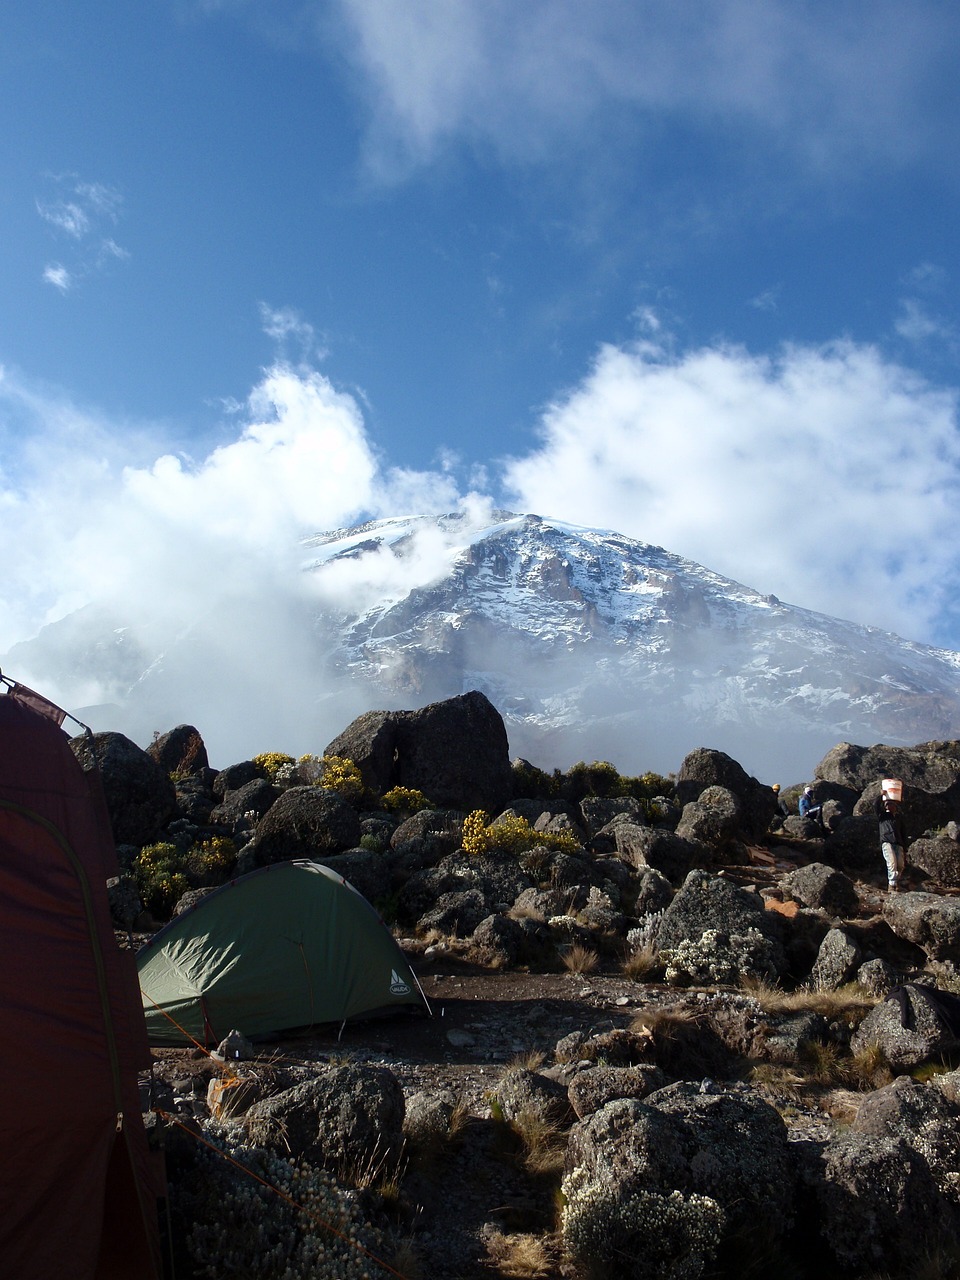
[3,1,960,759]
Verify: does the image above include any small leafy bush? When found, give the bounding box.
[185,835,236,883]
[252,752,295,784]
[318,755,365,803]
[462,810,580,856]
[134,842,190,918]
[381,786,433,815]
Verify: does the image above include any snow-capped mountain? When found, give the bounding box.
[5,512,960,781]
[300,512,960,778]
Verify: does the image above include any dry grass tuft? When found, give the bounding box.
[847,1040,894,1090]
[741,975,877,1022]
[485,1228,562,1278]
[622,943,660,981]
[508,1048,547,1073]
[511,1110,567,1178]
[560,943,599,974]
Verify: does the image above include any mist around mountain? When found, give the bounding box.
[5,512,960,784]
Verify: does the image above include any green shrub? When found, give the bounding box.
[380,786,433,814]
[134,842,190,918]
[185,835,237,883]
[462,810,580,856]
[317,755,366,803]
[252,751,296,784]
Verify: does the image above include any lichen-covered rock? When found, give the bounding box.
[389,808,464,867]
[675,748,777,840]
[146,724,209,777]
[70,730,178,845]
[855,956,900,998]
[209,776,278,829]
[249,786,362,865]
[851,985,960,1070]
[568,1065,667,1119]
[579,794,643,837]
[490,1066,572,1127]
[882,891,960,962]
[612,822,707,885]
[325,690,513,814]
[417,888,490,937]
[243,1063,405,1176]
[805,1129,951,1274]
[782,862,859,917]
[657,870,784,973]
[398,850,533,924]
[471,912,526,963]
[316,848,392,905]
[632,865,674,916]
[907,832,960,888]
[809,926,862,990]
[675,785,742,850]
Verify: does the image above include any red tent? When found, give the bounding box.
[0,676,164,1279]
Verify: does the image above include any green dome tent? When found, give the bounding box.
[137,859,430,1046]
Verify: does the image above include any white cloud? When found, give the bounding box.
[503,336,960,646]
[35,176,129,291]
[332,0,959,181]
[42,264,72,292]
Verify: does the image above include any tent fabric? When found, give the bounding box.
[137,859,431,1047]
[0,685,163,1280]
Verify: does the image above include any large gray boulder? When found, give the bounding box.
[244,1063,405,1176]
[70,730,177,845]
[809,926,862,990]
[882,891,960,963]
[907,831,960,887]
[675,748,777,840]
[675,785,742,851]
[397,850,533,925]
[781,862,859,917]
[612,821,707,885]
[804,1130,951,1275]
[145,724,209,777]
[852,1074,960,1212]
[657,869,780,953]
[325,690,512,814]
[249,786,362,866]
[850,984,960,1069]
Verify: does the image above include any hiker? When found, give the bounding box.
[772,784,789,817]
[875,783,908,892]
[798,785,823,829]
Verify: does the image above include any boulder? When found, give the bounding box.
[657,869,780,954]
[850,984,960,1069]
[579,795,642,837]
[317,849,392,905]
[852,1074,960,1212]
[612,822,707,884]
[781,862,859,917]
[209,776,278,828]
[675,748,777,839]
[471,913,526,964]
[805,1130,951,1274]
[249,786,362,866]
[675,785,742,850]
[212,760,261,799]
[243,1062,405,1175]
[490,1066,572,1127]
[907,832,960,887]
[809,927,862,990]
[398,850,533,924]
[882,891,960,963]
[389,808,464,866]
[146,724,209,777]
[417,888,490,937]
[70,730,177,845]
[567,1065,667,1119]
[325,690,513,814]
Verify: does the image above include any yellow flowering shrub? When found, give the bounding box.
[252,752,295,783]
[381,786,433,814]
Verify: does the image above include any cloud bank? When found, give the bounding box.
[503,336,960,647]
[333,0,960,182]
[2,326,959,760]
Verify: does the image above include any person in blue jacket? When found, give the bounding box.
[799,785,824,829]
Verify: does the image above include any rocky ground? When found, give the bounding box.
[143,846,906,1280]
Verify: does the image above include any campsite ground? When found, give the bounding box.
[142,849,895,1278]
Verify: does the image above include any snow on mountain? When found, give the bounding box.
[300,512,960,779]
[4,511,959,781]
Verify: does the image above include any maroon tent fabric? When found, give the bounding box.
[0,684,163,1279]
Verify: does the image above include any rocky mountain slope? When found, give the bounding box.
[305,512,960,778]
[6,512,960,780]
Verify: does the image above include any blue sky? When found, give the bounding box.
[3,0,960,676]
